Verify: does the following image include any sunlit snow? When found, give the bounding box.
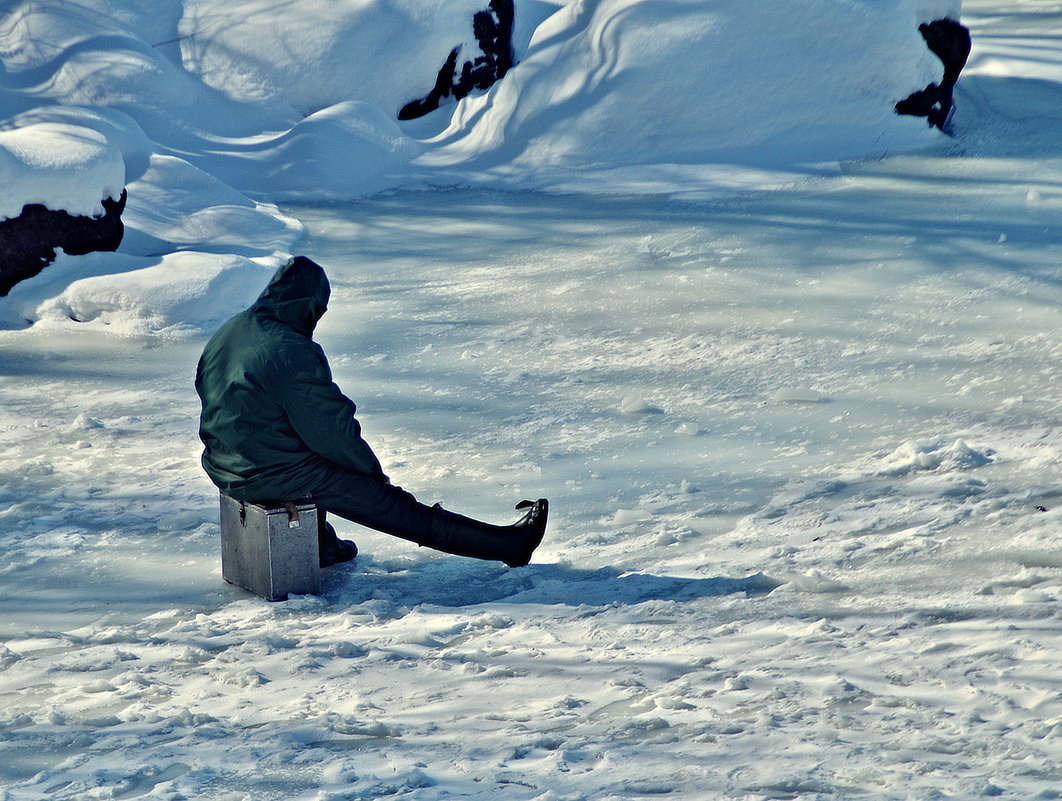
[2,1,1061,800]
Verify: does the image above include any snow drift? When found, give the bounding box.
[0,0,963,329]
[421,0,962,188]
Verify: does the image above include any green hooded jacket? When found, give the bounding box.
[195,256,385,501]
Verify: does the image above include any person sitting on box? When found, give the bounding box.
[195,256,548,568]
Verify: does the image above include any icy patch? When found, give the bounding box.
[772,387,827,404]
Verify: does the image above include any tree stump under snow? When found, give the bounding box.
[398,0,515,120]
[0,189,126,296]
[895,18,971,132]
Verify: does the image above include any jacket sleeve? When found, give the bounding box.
[276,343,387,480]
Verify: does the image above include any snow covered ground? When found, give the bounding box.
[2,1,1062,800]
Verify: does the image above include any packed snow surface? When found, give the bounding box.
[3,1,1062,800]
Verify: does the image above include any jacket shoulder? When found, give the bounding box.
[256,318,330,378]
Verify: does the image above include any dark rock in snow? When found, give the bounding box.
[399,0,515,120]
[895,18,971,132]
[0,189,127,296]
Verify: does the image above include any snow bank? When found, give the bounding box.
[0,0,968,327]
[176,0,966,194]
[0,145,301,334]
[419,0,961,189]
[0,142,300,335]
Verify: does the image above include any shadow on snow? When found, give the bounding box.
[323,556,781,610]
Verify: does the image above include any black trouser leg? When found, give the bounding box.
[309,468,434,540]
[308,467,545,566]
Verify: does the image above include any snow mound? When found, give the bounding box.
[3,0,966,209]
[619,394,662,415]
[0,250,276,335]
[610,508,653,527]
[673,421,700,436]
[178,0,497,116]
[876,438,994,476]
[0,144,301,334]
[420,0,961,190]
[198,101,425,201]
[120,154,303,257]
[0,120,124,220]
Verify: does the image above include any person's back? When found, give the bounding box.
[197,306,311,500]
[196,256,384,502]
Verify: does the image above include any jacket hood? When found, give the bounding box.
[250,256,330,336]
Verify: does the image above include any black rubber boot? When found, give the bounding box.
[428,499,548,567]
[318,515,358,568]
